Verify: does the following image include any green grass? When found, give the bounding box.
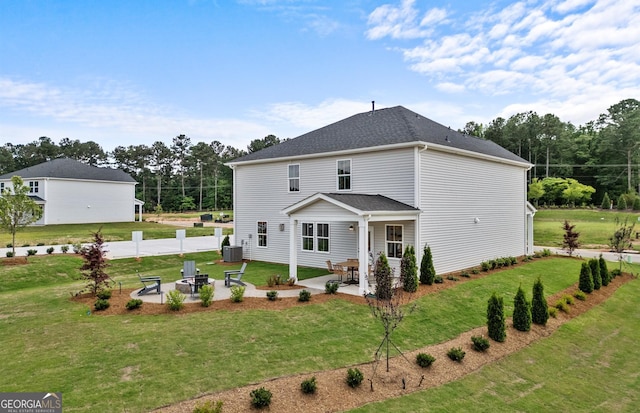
[534,209,640,248]
[0,255,636,412]
[350,275,640,412]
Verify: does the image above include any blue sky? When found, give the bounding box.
[1,0,638,152]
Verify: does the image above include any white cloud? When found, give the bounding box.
[366,0,447,40]
[435,82,465,93]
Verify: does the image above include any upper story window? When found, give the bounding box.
[337,159,351,191]
[257,221,268,248]
[386,225,403,259]
[29,181,39,194]
[288,164,300,192]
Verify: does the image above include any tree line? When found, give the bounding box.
[1,98,638,211]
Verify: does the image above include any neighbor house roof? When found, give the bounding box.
[0,158,136,183]
[229,105,529,165]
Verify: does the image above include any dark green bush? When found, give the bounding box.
[22,243,30,247]
[471,268,480,275]
[420,244,435,285]
[416,353,436,368]
[60,245,69,254]
[611,268,622,277]
[531,277,549,326]
[325,281,339,294]
[346,368,364,388]
[26,249,37,256]
[266,290,278,301]
[5,243,11,248]
[447,347,466,362]
[487,293,506,342]
[434,275,444,284]
[460,271,470,278]
[36,242,45,246]
[589,258,601,290]
[125,299,143,310]
[579,262,594,293]
[249,387,272,409]
[599,254,610,286]
[46,247,55,254]
[96,290,112,300]
[374,253,393,300]
[298,289,311,302]
[446,275,459,281]
[192,400,223,413]
[401,245,418,292]
[601,192,611,209]
[481,261,491,272]
[94,298,110,311]
[471,335,491,352]
[513,285,531,332]
[300,376,317,394]
[5,251,14,258]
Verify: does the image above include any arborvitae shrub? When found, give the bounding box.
[599,254,610,286]
[471,335,491,352]
[374,253,393,300]
[401,245,418,292]
[617,194,627,210]
[513,285,532,332]
[589,258,601,290]
[578,262,594,293]
[531,277,549,326]
[487,293,506,342]
[420,244,436,285]
[601,192,611,209]
[416,353,436,367]
[633,197,640,211]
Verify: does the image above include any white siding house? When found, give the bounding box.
[228,106,534,294]
[0,158,141,225]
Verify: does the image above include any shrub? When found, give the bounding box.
[96,290,112,300]
[447,347,466,362]
[300,376,317,394]
[374,253,393,300]
[471,268,480,275]
[446,275,459,281]
[346,368,364,388]
[555,299,569,313]
[420,244,436,285]
[193,400,223,413]
[249,387,272,409]
[267,274,284,287]
[579,262,594,293]
[548,306,558,318]
[531,276,549,326]
[36,242,45,246]
[562,294,574,305]
[166,289,186,311]
[401,245,418,292]
[286,276,296,286]
[60,245,69,253]
[601,192,611,209]
[5,251,14,258]
[26,249,37,256]
[540,249,551,257]
[460,271,470,278]
[298,289,311,302]
[611,268,622,278]
[220,234,230,250]
[125,299,143,310]
[72,242,83,254]
[471,335,491,352]
[481,261,491,272]
[589,258,601,290]
[21,243,30,247]
[230,285,245,302]
[94,298,110,311]
[416,352,436,367]
[617,194,627,210]
[266,290,278,301]
[46,247,55,254]
[574,290,587,301]
[325,281,339,294]
[434,275,444,284]
[513,285,532,332]
[5,243,11,248]
[487,293,506,342]
[199,284,214,307]
[599,254,611,286]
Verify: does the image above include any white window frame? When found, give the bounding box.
[288,164,300,192]
[300,222,330,253]
[29,181,39,193]
[257,221,268,248]
[385,224,403,259]
[336,159,351,191]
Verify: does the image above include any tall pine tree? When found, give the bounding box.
[513,285,532,332]
[579,262,594,293]
[531,277,549,326]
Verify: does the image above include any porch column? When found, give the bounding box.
[289,217,298,282]
[358,217,368,296]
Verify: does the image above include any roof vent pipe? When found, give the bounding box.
[371,100,375,114]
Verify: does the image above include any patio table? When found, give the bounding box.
[338,260,359,284]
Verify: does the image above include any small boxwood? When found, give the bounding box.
[447,346,466,362]
[249,387,272,409]
[125,299,143,310]
[471,335,490,352]
[94,298,110,311]
[266,290,278,301]
[346,368,364,388]
[96,290,112,300]
[416,352,436,368]
[298,289,312,302]
[300,376,317,394]
[325,281,339,294]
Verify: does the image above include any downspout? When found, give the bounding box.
[229,164,237,247]
[415,144,428,266]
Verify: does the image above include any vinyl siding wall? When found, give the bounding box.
[234,147,416,267]
[419,150,527,274]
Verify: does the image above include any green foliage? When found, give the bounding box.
[528,178,545,206]
[548,306,558,318]
[125,299,143,310]
[573,290,587,301]
[166,289,186,311]
[266,290,278,301]
[561,220,580,257]
[26,249,37,256]
[93,298,110,311]
[481,261,491,271]
[300,376,317,394]
[325,281,339,294]
[374,253,392,300]
[434,275,444,284]
[230,285,245,302]
[0,176,43,257]
[589,258,601,290]
[460,271,470,278]
[611,268,622,277]
[446,275,459,281]
[199,284,214,307]
[471,268,480,275]
[420,244,436,285]
[96,289,112,300]
[416,353,436,368]
[531,277,549,326]
[5,251,14,258]
[562,294,574,305]
[617,194,627,210]
[346,368,364,388]
[487,293,506,342]
[633,197,640,211]
[298,289,311,302]
[555,299,569,313]
[46,247,54,255]
[221,235,230,249]
[471,335,491,352]
[447,346,466,362]
[400,245,418,292]
[513,285,532,332]
[601,192,611,209]
[60,245,69,254]
[599,254,611,286]
[192,400,223,413]
[249,387,272,409]
[266,274,285,287]
[579,262,594,293]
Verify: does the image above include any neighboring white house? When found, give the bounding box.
[227,105,535,294]
[0,158,142,225]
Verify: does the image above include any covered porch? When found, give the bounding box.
[282,193,421,295]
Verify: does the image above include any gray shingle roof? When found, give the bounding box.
[323,193,420,212]
[231,105,527,165]
[0,158,136,183]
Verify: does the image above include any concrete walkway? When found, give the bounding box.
[534,245,640,264]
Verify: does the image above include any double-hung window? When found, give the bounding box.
[29,181,39,193]
[386,225,403,258]
[288,164,300,192]
[301,222,330,253]
[337,159,351,190]
[257,221,268,248]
